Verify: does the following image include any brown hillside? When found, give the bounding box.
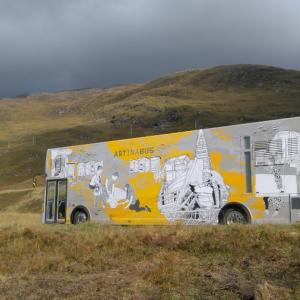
[1,64,300,189]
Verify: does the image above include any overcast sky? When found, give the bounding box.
[0,0,299,97]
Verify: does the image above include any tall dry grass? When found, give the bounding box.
[0,213,299,299]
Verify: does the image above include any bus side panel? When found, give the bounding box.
[205,117,300,224]
[45,116,300,224]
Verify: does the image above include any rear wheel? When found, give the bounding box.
[223,208,247,224]
[73,210,88,224]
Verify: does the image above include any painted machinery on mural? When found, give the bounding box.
[130,130,229,224]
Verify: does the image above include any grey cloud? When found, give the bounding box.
[0,0,299,97]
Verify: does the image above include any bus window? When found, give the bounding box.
[57,180,67,223]
[244,136,251,150]
[46,181,56,222]
[244,136,252,193]
[245,151,252,193]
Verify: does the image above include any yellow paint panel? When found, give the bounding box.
[106,131,194,162]
[102,173,168,224]
[249,198,265,219]
[103,132,195,223]
[46,151,51,174]
[210,151,260,204]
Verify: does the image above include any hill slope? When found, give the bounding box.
[1,64,300,190]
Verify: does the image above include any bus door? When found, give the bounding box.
[45,179,67,224]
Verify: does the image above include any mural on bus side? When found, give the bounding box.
[88,167,151,213]
[254,130,300,217]
[49,130,229,224]
[48,126,300,224]
[129,130,230,224]
[50,148,72,178]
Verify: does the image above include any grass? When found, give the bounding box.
[0,187,43,213]
[0,214,299,299]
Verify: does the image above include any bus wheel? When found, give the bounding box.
[223,208,247,225]
[73,210,88,224]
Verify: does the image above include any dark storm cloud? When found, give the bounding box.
[0,0,299,97]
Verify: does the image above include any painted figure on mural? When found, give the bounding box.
[105,172,125,208]
[123,184,151,212]
[89,168,148,212]
[89,165,106,211]
[104,172,150,211]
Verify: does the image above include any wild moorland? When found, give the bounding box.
[0,216,298,299]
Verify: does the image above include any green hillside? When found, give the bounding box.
[1,64,300,191]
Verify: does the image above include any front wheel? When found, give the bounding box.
[73,210,88,224]
[223,208,247,225]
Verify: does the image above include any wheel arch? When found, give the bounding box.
[218,202,252,224]
[70,205,91,224]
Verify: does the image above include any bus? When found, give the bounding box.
[42,116,300,225]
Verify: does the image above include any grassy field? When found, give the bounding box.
[1,64,300,299]
[0,214,299,299]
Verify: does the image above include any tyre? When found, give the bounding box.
[223,208,248,225]
[73,210,88,224]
